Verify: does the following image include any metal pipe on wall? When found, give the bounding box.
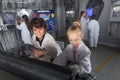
[55,0,66,37]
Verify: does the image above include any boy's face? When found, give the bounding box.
[33,27,46,40]
[68,32,82,49]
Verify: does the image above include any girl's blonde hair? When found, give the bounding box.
[72,20,82,29]
[67,21,83,39]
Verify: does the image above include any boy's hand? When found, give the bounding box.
[30,47,47,59]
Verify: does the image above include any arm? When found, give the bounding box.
[46,33,62,56]
[30,45,47,59]
[78,53,91,75]
[15,19,22,30]
[19,44,47,59]
[52,50,67,66]
[16,25,21,30]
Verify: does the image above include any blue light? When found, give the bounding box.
[86,8,93,16]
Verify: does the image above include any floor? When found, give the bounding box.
[56,36,120,80]
[0,36,120,80]
[90,45,120,80]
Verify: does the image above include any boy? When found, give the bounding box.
[29,18,62,62]
[88,15,100,48]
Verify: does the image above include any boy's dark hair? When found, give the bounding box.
[91,14,96,20]
[30,18,47,30]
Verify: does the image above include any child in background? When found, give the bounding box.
[16,15,32,45]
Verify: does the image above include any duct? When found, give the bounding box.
[86,0,104,8]
[0,54,73,80]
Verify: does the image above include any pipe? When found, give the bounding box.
[0,54,73,80]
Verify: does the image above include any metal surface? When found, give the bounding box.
[0,29,21,52]
[0,54,73,80]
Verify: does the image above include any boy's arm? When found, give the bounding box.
[19,44,47,59]
[29,45,47,58]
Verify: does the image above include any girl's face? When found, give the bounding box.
[68,32,82,49]
[33,27,46,40]
[82,12,86,17]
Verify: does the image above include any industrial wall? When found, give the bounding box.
[78,0,120,48]
[98,0,120,48]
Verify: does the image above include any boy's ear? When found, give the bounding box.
[45,29,47,32]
